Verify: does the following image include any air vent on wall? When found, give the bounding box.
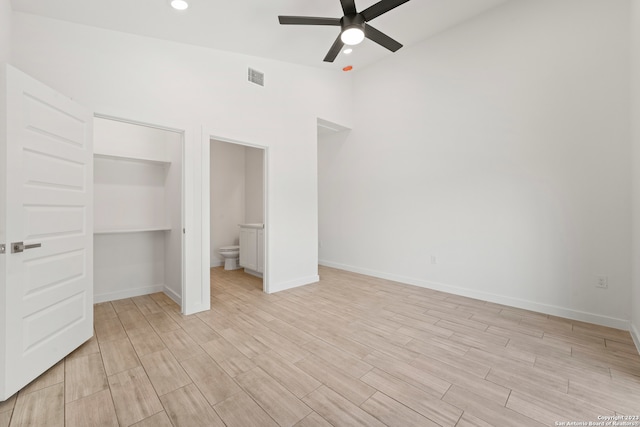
[248,68,264,86]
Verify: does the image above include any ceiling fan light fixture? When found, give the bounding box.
[341,27,365,45]
[278,0,409,62]
[170,0,189,11]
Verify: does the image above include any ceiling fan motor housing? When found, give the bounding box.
[341,14,365,32]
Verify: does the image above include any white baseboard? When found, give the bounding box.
[244,268,263,279]
[319,260,630,331]
[210,260,223,268]
[631,322,640,354]
[183,302,210,316]
[94,284,165,304]
[268,274,320,294]
[164,285,182,307]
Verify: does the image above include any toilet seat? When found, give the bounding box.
[219,245,240,252]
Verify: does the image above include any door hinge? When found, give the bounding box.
[0,244,5,254]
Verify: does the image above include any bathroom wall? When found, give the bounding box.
[210,139,245,267]
[210,141,265,267]
[319,0,632,329]
[245,146,264,224]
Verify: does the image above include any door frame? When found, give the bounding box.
[202,131,269,293]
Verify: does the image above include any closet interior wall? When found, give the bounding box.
[93,117,183,305]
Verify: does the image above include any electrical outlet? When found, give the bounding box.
[430,255,437,265]
[596,275,608,289]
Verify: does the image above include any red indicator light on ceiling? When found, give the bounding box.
[343,66,353,72]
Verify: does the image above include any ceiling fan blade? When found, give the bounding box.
[323,35,345,62]
[340,0,357,16]
[278,16,341,26]
[364,24,403,52]
[361,0,410,22]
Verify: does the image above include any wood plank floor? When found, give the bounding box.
[1,266,639,426]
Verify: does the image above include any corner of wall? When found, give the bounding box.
[163,285,182,307]
[631,0,640,356]
[268,274,319,294]
[631,321,640,354]
[0,0,11,64]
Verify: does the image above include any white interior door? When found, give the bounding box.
[0,65,93,401]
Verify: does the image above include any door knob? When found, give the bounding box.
[11,242,42,253]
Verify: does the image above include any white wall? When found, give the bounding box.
[631,0,640,350]
[93,118,170,161]
[94,233,166,300]
[210,140,245,267]
[319,0,632,328]
[245,146,264,224]
[11,12,353,303]
[0,0,10,63]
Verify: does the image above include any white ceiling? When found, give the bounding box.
[10,0,510,70]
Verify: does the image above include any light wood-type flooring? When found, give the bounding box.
[1,266,639,426]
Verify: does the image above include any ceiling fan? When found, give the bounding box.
[278,0,410,63]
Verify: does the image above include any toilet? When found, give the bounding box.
[219,245,240,270]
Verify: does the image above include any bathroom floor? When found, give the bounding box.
[1,266,639,426]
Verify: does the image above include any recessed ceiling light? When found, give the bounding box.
[171,0,189,10]
[343,48,353,55]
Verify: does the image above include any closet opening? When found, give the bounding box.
[93,115,185,309]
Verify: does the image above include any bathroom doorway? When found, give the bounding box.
[208,137,267,293]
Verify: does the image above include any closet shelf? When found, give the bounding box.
[94,226,172,235]
[94,152,171,166]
